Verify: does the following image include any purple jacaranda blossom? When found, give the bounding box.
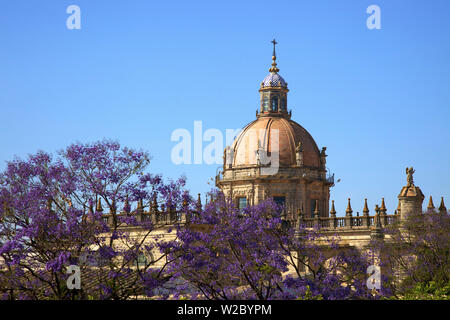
[0,140,189,300]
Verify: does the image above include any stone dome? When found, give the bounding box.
[230,116,321,168]
[261,73,287,88]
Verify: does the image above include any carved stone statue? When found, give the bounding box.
[223,148,227,170]
[223,146,232,169]
[320,147,327,168]
[406,167,415,186]
[295,141,303,166]
[256,140,263,166]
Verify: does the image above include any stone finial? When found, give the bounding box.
[137,198,143,213]
[363,198,369,216]
[396,200,401,215]
[88,199,94,214]
[371,204,384,239]
[196,193,202,211]
[123,195,130,213]
[380,198,387,215]
[345,198,353,216]
[375,206,382,229]
[330,200,336,217]
[297,206,304,218]
[96,198,103,212]
[111,199,117,213]
[314,200,320,218]
[374,204,380,216]
[427,196,435,212]
[439,197,447,214]
[151,194,158,213]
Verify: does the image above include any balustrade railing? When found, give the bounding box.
[99,207,397,233]
[296,213,397,231]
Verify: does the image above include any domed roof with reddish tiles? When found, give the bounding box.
[230,116,321,168]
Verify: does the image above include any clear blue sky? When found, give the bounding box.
[1,0,449,216]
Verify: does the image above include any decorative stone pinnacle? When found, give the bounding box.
[380,198,387,215]
[330,200,336,216]
[88,200,94,213]
[96,198,103,212]
[427,196,435,210]
[363,198,369,216]
[346,198,353,216]
[196,193,202,211]
[152,194,158,212]
[124,195,130,213]
[439,197,447,214]
[314,200,320,218]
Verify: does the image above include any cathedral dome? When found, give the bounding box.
[230,116,321,168]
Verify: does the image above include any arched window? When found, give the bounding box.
[263,95,269,112]
[281,97,287,111]
[271,96,279,112]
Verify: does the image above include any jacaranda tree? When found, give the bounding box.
[370,210,450,299]
[157,191,376,300]
[0,140,188,299]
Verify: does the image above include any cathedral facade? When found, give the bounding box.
[216,41,334,221]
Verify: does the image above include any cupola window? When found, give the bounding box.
[263,95,269,112]
[272,96,279,112]
[281,97,287,111]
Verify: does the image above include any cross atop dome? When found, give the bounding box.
[271,39,277,58]
[269,39,280,73]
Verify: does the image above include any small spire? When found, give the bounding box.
[152,194,158,213]
[363,198,369,216]
[196,193,202,211]
[346,198,353,216]
[137,198,143,213]
[269,39,280,73]
[88,199,94,214]
[182,198,188,208]
[111,199,116,213]
[427,196,435,211]
[124,195,130,213]
[96,198,103,212]
[439,197,447,214]
[330,200,336,216]
[380,198,387,215]
[314,199,320,217]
